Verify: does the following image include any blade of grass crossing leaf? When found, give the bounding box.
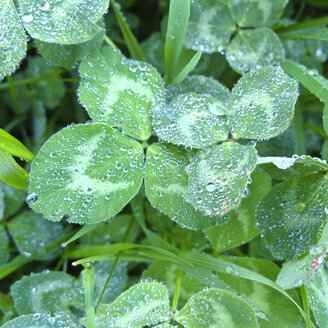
[110,0,145,60]
[281,59,328,103]
[172,50,202,84]
[62,224,100,247]
[0,151,28,189]
[323,102,328,135]
[0,128,34,161]
[165,0,190,83]
[83,267,96,328]
[275,15,328,33]
[279,27,328,42]
[301,285,311,328]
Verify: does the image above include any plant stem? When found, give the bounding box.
[0,255,32,280]
[104,35,117,48]
[300,284,311,328]
[7,76,19,115]
[304,122,327,138]
[171,268,183,313]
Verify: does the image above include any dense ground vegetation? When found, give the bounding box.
[1,0,328,327]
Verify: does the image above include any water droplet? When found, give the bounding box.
[26,193,38,204]
[205,183,217,192]
[22,13,34,23]
[39,0,50,11]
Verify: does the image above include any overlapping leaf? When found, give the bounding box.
[92,282,170,328]
[0,0,27,80]
[145,143,218,230]
[27,124,144,224]
[229,66,298,140]
[184,0,235,53]
[175,289,258,328]
[186,142,257,217]
[79,46,164,140]
[256,173,328,259]
[226,28,285,74]
[18,0,109,44]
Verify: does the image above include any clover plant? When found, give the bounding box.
[1,0,328,327]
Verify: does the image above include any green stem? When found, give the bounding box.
[104,35,117,48]
[7,76,19,114]
[300,284,311,328]
[0,255,32,280]
[275,15,328,33]
[171,268,182,313]
[95,216,135,311]
[84,267,96,328]
[0,74,53,91]
[304,122,327,138]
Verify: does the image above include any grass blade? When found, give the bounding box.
[110,0,145,60]
[165,0,190,83]
[281,59,328,103]
[279,27,328,42]
[173,49,202,84]
[83,267,96,328]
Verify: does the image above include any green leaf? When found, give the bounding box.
[0,225,9,265]
[34,20,105,69]
[185,0,235,53]
[165,0,190,83]
[145,143,218,230]
[1,313,79,328]
[229,66,298,140]
[0,150,28,190]
[0,128,34,161]
[7,211,65,259]
[175,289,258,328]
[306,263,328,328]
[0,0,27,81]
[166,75,230,104]
[226,28,285,74]
[153,93,229,148]
[229,0,288,28]
[0,181,25,220]
[173,50,202,84]
[91,260,128,304]
[27,124,144,224]
[216,256,301,328]
[79,46,164,140]
[279,27,328,42]
[186,142,257,217]
[205,167,271,253]
[256,173,328,260]
[10,271,83,319]
[110,0,145,60]
[93,282,170,328]
[18,0,109,44]
[281,59,328,103]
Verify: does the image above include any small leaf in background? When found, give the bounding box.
[226,28,285,74]
[18,0,109,44]
[26,56,66,109]
[281,59,328,103]
[0,181,25,220]
[145,143,219,230]
[10,271,84,323]
[153,93,229,148]
[27,124,144,224]
[7,211,65,259]
[92,261,128,304]
[279,26,328,42]
[35,21,105,70]
[205,168,271,253]
[0,225,9,265]
[229,66,298,140]
[79,46,164,140]
[1,312,79,328]
[0,0,27,81]
[93,282,170,328]
[216,256,301,328]
[229,0,288,28]
[175,289,258,328]
[256,173,328,260]
[185,0,235,53]
[186,142,257,217]
[306,263,328,328]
